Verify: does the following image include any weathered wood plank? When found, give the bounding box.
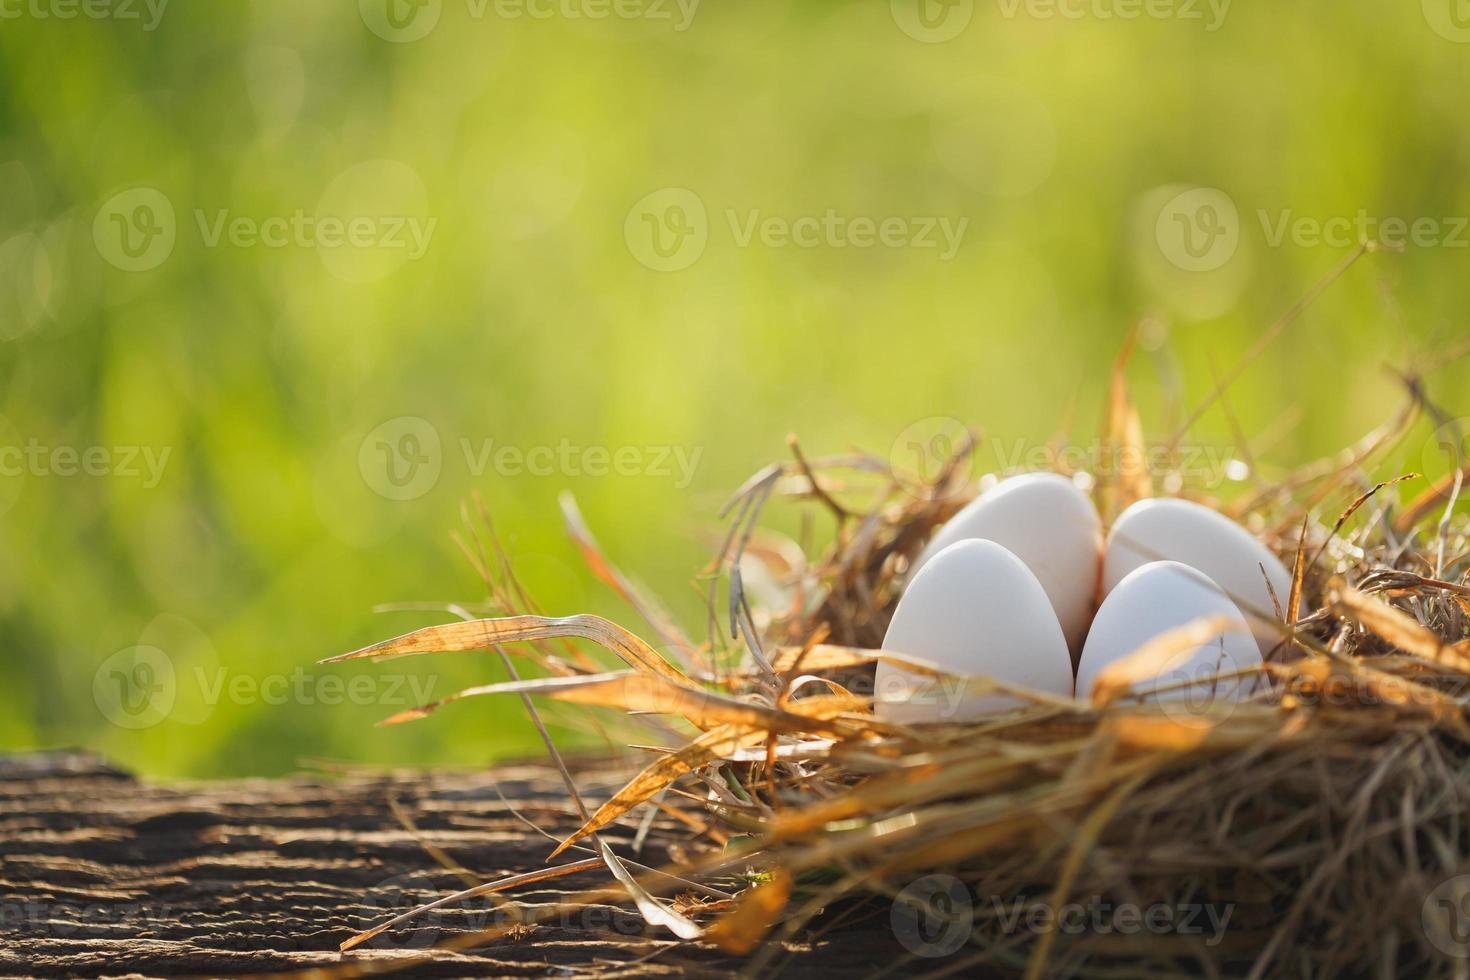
[0,752,895,978]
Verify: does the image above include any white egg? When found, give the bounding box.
[1077,560,1262,704]
[1103,498,1295,655]
[876,539,1074,723]
[911,472,1102,657]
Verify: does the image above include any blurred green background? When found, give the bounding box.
[1,1,1467,778]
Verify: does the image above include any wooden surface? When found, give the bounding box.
[0,752,895,979]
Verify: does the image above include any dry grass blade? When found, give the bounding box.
[704,868,793,955]
[338,856,604,952]
[321,613,688,685]
[559,490,701,671]
[373,670,704,730]
[386,795,481,889]
[1100,323,1153,518]
[787,433,850,520]
[550,725,760,858]
[1166,240,1376,453]
[1022,769,1154,980]
[392,670,866,740]
[763,746,1084,843]
[1306,475,1420,573]
[596,838,702,939]
[1396,464,1470,532]
[1100,709,1285,752]
[770,644,961,678]
[1273,658,1466,731]
[1329,580,1470,672]
[1089,615,1248,706]
[1286,516,1308,644]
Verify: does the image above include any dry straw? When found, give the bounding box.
[321,332,1470,977]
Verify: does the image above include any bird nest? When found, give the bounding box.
[325,348,1470,979]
